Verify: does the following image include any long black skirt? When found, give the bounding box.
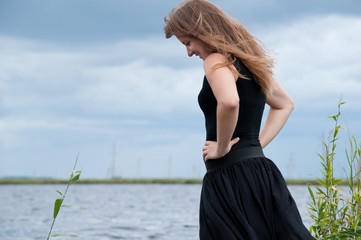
[199,146,314,240]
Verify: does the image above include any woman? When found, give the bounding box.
[164,0,314,239]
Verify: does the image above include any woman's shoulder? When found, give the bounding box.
[203,53,238,80]
[204,53,226,64]
[203,53,227,71]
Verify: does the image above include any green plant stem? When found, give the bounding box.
[46,156,80,240]
[308,99,361,239]
[46,182,71,240]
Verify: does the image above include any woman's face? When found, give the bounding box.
[177,36,212,60]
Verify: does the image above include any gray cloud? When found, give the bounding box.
[1,7,361,178]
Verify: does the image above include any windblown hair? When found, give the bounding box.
[164,0,274,95]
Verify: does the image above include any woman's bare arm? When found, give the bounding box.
[202,53,240,161]
[259,79,294,148]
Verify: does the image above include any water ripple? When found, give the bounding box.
[0,184,312,240]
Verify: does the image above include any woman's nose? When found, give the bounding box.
[186,46,193,57]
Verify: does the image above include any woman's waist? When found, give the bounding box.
[206,134,261,148]
[205,145,265,172]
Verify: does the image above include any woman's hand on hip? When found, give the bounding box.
[202,137,239,162]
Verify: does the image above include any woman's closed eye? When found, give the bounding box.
[182,41,190,46]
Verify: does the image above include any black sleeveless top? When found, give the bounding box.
[198,59,266,148]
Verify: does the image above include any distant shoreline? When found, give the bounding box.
[0,178,326,185]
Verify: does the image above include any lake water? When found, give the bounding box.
[0,184,313,240]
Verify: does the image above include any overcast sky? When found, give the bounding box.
[1,0,360,179]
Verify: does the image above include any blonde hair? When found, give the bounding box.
[164,0,274,95]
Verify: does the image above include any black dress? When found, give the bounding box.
[198,60,314,240]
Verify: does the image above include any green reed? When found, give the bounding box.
[46,156,82,239]
[308,101,361,239]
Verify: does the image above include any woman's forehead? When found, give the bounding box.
[177,36,192,42]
